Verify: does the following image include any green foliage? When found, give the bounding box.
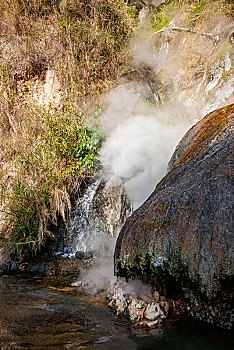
[188,0,207,23]
[115,254,189,282]
[43,107,103,172]
[185,0,233,26]
[11,182,45,239]
[0,104,103,255]
[222,70,231,82]
[146,0,233,32]
[16,105,103,181]
[155,214,171,225]
[150,10,171,31]
[0,181,50,254]
[162,259,189,281]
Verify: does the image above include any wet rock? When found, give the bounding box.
[131,0,171,8]
[125,297,146,322]
[108,291,128,316]
[159,301,170,318]
[71,280,84,287]
[75,251,93,259]
[108,281,170,327]
[153,291,160,302]
[230,31,234,46]
[63,178,132,256]
[144,301,170,320]
[17,260,58,276]
[145,302,163,320]
[143,0,170,7]
[138,319,161,328]
[91,179,132,237]
[1,256,92,278]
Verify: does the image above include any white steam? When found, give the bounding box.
[99,84,140,133]
[99,81,194,209]
[71,36,199,293]
[132,38,156,68]
[100,114,187,209]
[75,256,154,300]
[80,258,114,294]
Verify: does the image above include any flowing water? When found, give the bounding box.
[63,180,106,256]
[49,178,233,350]
[60,178,132,258]
[1,172,233,349]
[0,276,233,350]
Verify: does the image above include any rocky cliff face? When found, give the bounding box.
[114,103,234,328]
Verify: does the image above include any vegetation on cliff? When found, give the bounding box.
[0,0,233,261]
[0,0,137,258]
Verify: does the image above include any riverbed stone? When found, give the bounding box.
[153,290,160,302]
[159,301,170,318]
[144,300,170,320]
[138,319,161,328]
[75,251,93,259]
[108,291,128,316]
[125,297,146,322]
[144,302,163,320]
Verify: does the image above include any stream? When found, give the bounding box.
[0,276,232,350]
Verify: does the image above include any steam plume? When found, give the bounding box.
[99,84,195,209]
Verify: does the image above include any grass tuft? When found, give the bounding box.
[0,1,137,260]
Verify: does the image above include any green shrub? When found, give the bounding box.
[3,181,50,255]
[0,104,103,256]
[150,10,171,31]
[42,107,102,173]
[0,0,137,259]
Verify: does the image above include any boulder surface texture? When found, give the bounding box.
[114,104,233,327]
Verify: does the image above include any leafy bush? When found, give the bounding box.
[0,103,103,256]
[0,0,137,259]
[150,10,171,31]
[42,107,102,172]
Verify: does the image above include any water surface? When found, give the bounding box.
[0,276,232,349]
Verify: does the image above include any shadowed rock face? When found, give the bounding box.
[114,104,233,327]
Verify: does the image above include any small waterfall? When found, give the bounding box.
[60,178,132,257]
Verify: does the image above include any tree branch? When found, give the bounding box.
[152,26,220,42]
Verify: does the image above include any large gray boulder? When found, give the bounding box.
[114,104,234,328]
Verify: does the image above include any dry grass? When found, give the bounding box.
[0,0,137,259]
[0,0,137,105]
[0,0,232,261]
[145,0,233,33]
